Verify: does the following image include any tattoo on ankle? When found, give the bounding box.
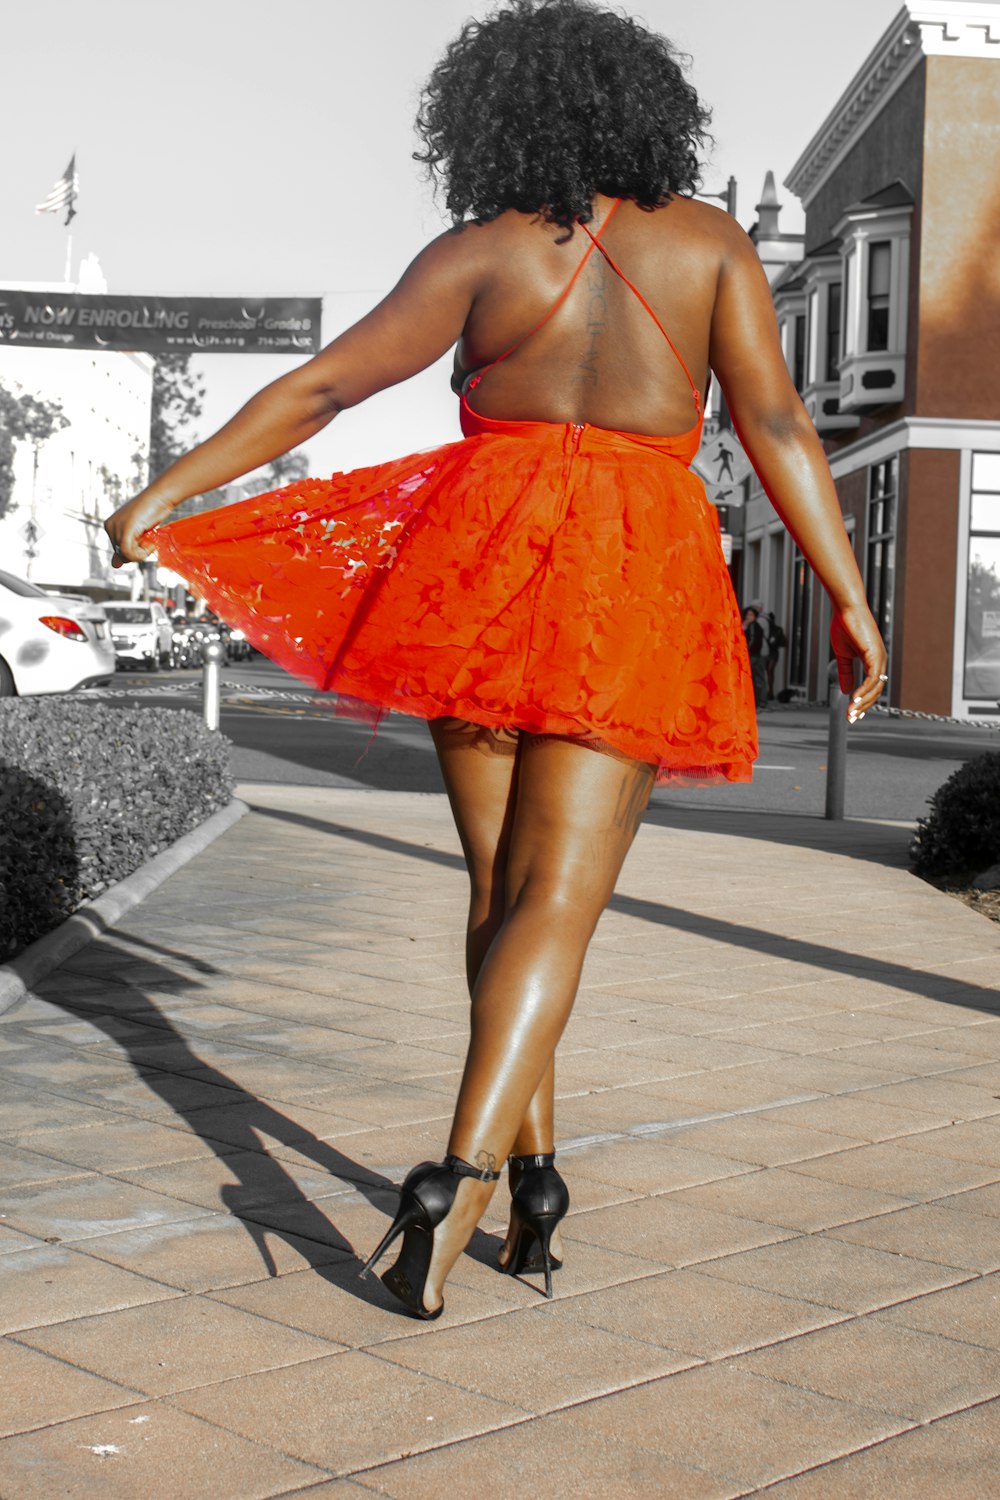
[475,1150,497,1176]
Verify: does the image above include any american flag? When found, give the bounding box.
[36,155,78,226]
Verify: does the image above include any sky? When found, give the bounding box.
[3,0,905,476]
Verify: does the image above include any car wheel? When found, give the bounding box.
[0,657,15,697]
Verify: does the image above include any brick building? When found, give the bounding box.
[740,1,1000,719]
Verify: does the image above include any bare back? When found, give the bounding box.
[454,194,724,438]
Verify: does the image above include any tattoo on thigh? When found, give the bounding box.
[613,771,652,839]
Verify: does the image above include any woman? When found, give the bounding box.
[106,0,887,1319]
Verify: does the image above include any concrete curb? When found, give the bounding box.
[0,798,249,1017]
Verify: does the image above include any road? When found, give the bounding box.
[102,657,998,824]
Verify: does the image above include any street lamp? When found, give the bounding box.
[696,176,737,217]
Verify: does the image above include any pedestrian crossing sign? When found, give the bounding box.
[692,429,753,490]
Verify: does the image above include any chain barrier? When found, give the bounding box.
[869,703,999,729]
[796,698,999,730]
[77,679,332,706]
[81,680,1000,727]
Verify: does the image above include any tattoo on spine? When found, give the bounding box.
[576,254,608,388]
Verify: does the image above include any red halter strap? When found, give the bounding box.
[576,218,703,416]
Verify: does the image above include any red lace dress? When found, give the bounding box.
[149,202,757,784]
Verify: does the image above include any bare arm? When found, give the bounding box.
[709,224,887,718]
[105,230,482,562]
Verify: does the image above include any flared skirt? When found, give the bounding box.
[149,425,758,783]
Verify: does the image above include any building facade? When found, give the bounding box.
[740,2,1000,719]
[0,326,153,599]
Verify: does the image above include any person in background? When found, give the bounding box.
[743,605,768,711]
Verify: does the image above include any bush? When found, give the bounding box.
[0,699,233,959]
[910,750,1000,879]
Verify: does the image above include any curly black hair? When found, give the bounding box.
[415,0,712,231]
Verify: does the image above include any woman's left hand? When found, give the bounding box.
[830,603,888,722]
[104,491,174,569]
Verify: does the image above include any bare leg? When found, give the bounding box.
[430,719,554,1157]
[420,729,653,1310]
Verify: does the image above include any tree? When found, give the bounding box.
[0,384,69,522]
[262,451,310,489]
[149,354,205,477]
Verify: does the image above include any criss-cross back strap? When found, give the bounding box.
[465,197,624,393]
[577,217,702,417]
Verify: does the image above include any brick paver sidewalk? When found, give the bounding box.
[1,784,998,1497]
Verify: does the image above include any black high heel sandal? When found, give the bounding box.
[360,1155,500,1319]
[500,1152,570,1300]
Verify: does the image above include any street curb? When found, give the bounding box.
[0,798,249,1018]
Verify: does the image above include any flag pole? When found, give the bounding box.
[64,231,73,286]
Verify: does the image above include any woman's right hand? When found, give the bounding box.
[104,490,175,569]
[830,602,888,722]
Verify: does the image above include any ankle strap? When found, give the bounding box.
[509,1153,556,1170]
[445,1153,501,1182]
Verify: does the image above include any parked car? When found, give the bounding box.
[227,626,252,662]
[0,568,116,697]
[103,600,174,670]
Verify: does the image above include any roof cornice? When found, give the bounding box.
[785,4,1000,208]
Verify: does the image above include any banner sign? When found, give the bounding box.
[0,292,321,355]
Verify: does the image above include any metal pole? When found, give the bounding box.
[825,661,849,820]
[202,640,225,731]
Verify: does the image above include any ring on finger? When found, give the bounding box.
[878,673,888,682]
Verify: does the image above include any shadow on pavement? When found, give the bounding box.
[39,935,414,1308]
[250,804,1000,1021]
[644,801,914,867]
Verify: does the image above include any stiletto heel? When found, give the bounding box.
[501,1153,570,1299]
[361,1155,500,1319]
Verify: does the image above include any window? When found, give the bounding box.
[825,282,841,382]
[797,249,857,433]
[807,287,820,386]
[964,452,1000,701]
[867,242,891,352]
[746,537,762,603]
[788,547,812,691]
[793,315,806,393]
[866,457,897,662]
[833,185,913,410]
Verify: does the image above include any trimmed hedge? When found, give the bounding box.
[910,750,1000,880]
[0,698,233,959]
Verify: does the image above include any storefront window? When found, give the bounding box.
[964,452,1000,700]
[788,546,811,690]
[866,457,897,666]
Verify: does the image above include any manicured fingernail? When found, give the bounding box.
[852,695,862,704]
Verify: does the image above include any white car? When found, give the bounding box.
[0,568,116,697]
[103,600,174,670]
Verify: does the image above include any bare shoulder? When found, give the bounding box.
[650,195,754,261]
[404,219,496,281]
